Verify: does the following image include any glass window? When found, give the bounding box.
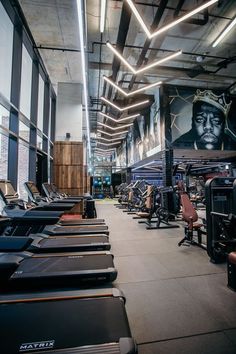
[19,121,30,142]
[0,3,13,101]
[0,132,9,179]
[48,96,51,140]
[37,134,43,150]
[18,140,29,200]
[0,105,10,129]
[37,75,44,132]
[20,45,33,118]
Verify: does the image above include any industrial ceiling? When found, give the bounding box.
[18,0,236,158]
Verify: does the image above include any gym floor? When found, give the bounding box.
[96,201,236,354]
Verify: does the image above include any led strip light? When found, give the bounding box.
[96,136,123,142]
[103,76,162,97]
[99,111,139,123]
[97,129,128,137]
[101,96,149,111]
[98,121,133,130]
[126,0,218,39]
[107,42,182,74]
[212,16,236,47]
[76,0,91,158]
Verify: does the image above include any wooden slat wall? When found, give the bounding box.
[53,141,88,197]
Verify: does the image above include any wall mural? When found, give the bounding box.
[170,86,236,150]
[116,89,161,167]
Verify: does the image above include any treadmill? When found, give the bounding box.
[0,287,137,354]
[0,180,106,226]
[0,182,109,236]
[43,182,106,225]
[0,180,75,212]
[0,249,117,290]
[0,218,111,253]
[51,182,93,200]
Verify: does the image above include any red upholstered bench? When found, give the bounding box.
[227,252,236,291]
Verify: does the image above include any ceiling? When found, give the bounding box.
[18,0,236,156]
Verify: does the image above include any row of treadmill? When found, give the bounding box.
[116,177,236,292]
[0,180,137,354]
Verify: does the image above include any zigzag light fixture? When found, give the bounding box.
[212,15,236,47]
[99,111,139,123]
[96,141,122,146]
[103,76,162,97]
[95,147,116,152]
[96,136,123,142]
[97,129,128,137]
[100,96,149,111]
[107,42,182,74]
[126,0,218,39]
[98,121,133,130]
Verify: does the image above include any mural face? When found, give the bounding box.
[170,87,236,150]
[116,89,161,167]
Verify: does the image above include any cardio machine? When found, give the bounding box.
[0,287,137,354]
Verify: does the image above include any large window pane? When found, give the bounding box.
[0,105,10,129]
[37,75,44,131]
[0,133,8,179]
[0,3,13,101]
[19,120,30,142]
[18,140,29,200]
[20,45,32,118]
[37,134,43,150]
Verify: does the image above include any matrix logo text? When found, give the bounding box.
[19,340,55,352]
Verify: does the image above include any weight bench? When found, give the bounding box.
[178,193,206,248]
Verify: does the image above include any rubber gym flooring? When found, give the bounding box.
[96,201,236,354]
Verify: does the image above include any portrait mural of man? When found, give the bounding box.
[172,88,236,150]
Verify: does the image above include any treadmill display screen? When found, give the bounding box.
[26,182,40,194]
[0,181,16,197]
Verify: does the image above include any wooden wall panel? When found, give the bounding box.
[71,143,83,165]
[53,141,85,196]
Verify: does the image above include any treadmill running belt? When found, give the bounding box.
[52,225,108,232]
[40,236,108,247]
[0,297,132,353]
[13,254,114,274]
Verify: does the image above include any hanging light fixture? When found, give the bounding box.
[103,76,162,97]
[107,42,182,74]
[100,0,107,33]
[100,96,149,111]
[96,136,122,142]
[98,121,133,130]
[99,111,139,122]
[126,0,218,39]
[212,16,236,47]
[97,129,128,136]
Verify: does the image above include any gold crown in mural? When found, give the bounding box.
[193,89,231,116]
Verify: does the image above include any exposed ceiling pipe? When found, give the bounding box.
[128,0,169,91]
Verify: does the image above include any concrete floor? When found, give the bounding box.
[96,202,236,354]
